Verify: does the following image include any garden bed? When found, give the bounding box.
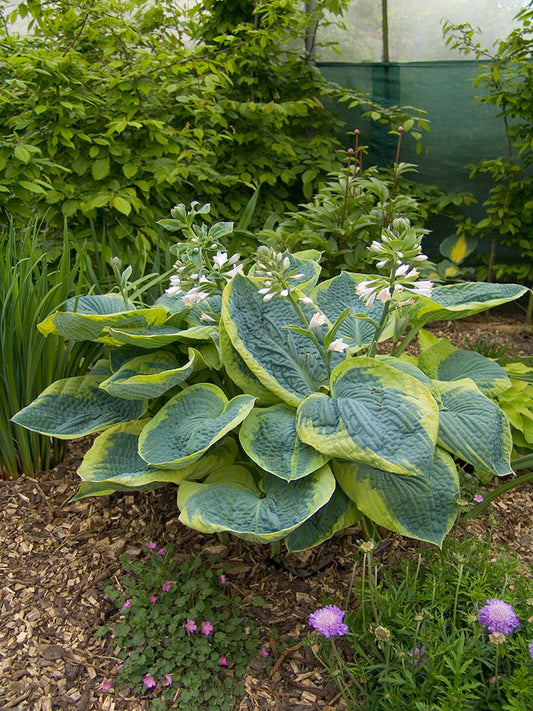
[1,311,532,711]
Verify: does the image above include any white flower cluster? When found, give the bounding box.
[356,219,433,307]
[165,251,244,307]
[254,247,305,301]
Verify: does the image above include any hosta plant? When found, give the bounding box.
[12,204,529,550]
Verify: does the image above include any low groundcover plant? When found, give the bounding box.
[12,201,530,551]
[98,544,266,710]
[308,536,533,710]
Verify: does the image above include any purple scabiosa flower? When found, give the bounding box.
[478,599,521,634]
[146,541,157,550]
[407,645,430,670]
[308,605,349,638]
[201,621,213,636]
[529,641,533,660]
[184,619,197,634]
[102,681,111,692]
[165,674,172,686]
[219,656,227,666]
[121,599,131,610]
[474,494,484,503]
[143,673,156,689]
[162,581,171,592]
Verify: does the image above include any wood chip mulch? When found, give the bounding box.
[1,311,533,710]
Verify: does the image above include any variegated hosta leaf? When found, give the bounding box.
[222,273,341,406]
[138,384,256,468]
[377,355,433,385]
[239,404,329,481]
[177,464,336,543]
[219,320,279,405]
[190,343,223,371]
[296,357,439,478]
[418,342,511,396]
[73,421,191,499]
[333,448,460,546]
[39,294,167,341]
[432,378,513,477]
[311,271,386,350]
[409,282,529,328]
[285,485,359,552]
[11,375,146,438]
[99,349,196,400]
[101,324,217,349]
[72,426,239,500]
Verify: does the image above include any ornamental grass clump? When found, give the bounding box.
[12,201,530,550]
[307,536,533,710]
[98,545,267,710]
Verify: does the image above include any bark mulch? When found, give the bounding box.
[1,311,533,710]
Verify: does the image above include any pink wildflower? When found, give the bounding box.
[102,681,111,692]
[150,595,157,603]
[219,656,227,666]
[474,494,484,503]
[220,574,226,583]
[143,673,156,689]
[201,621,213,636]
[261,647,269,658]
[184,619,197,634]
[162,581,171,592]
[156,548,165,555]
[165,674,172,686]
[121,599,131,610]
[145,541,157,550]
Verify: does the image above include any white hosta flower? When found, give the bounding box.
[198,275,212,284]
[263,292,275,302]
[213,251,228,269]
[376,260,387,269]
[355,280,377,300]
[293,273,305,280]
[228,253,240,265]
[258,287,271,295]
[395,263,410,277]
[369,240,383,253]
[183,288,209,306]
[377,287,391,303]
[199,312,216,323]
[409,280,433,298]
[165,285,183,297]
[282,256,291,271]
[300,296,314,305]
[328,338,349,353]
[309,312,327,329]
[405,267,419,280]
[413,254,428,262]
[226,263,244,278]
[280,289,289,297]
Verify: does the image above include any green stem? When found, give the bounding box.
[331,639,359,708]
[288,291,330,374]
[392,323,420,356]
[366,299,391,358]
[270,539,281,557]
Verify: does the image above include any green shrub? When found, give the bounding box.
[12,202,529,549]
[0,0,426,252]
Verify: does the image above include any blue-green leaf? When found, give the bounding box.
[138,384,255,468]
[296,357,439,478]
[177,465,336,542]
[239,404,329,480]
[99,349,196,400]
[333,447,459,546]
[433,378,513,477]
[11,375,146,438]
